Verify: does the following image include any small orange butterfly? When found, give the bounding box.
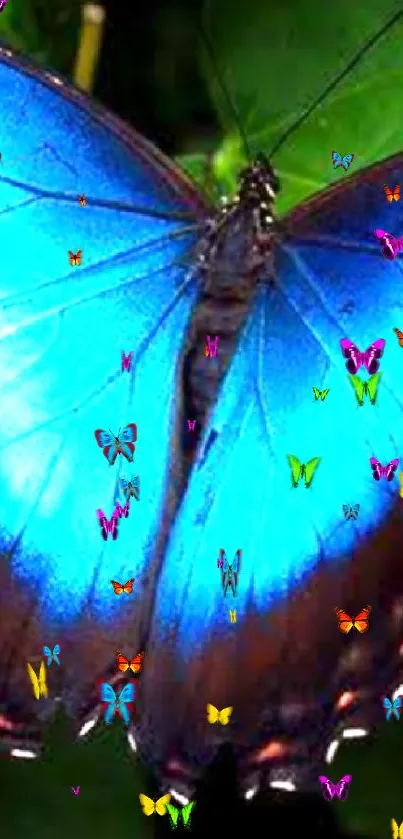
[110,578,135,595]
[116,651,144,674]
[334,605,371,634]
[78,195,87,207]
[68,249,82,266]
[384,184,401,202]
[393,328,403,347]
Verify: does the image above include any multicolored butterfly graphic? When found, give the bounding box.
[43,644,61,666]
[206,703,233,725]
[94,423,137,465]
[139,794,171,817]
[96,509,119,540]
[384,184,401,202]
[98,680,136,725]
[120,475,140,501]
[166,801,196,830]
[342,504,360,520]
[370,457,399,482]
[312,387,329,401]
[393,327,403,347]
[382,695,402,721]
[121,350,133,372]
[318,774,352,801]
[27,661,48,699]
[78,194,87,206]
[217,549,241,596]
[391,819,403,839]
[115,651,144,674]
[68,249,82,266]
[114,500,130,519]
[339,337,385,374]
[110,578,135,595]
[287,454,321,488]
[348,372,381,406]
[332,151,354,171]
[334,605,371,634]
[374,228,403,260]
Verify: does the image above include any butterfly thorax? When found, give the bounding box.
[181,156,279,466]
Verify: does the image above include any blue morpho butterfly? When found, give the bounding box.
[1,10,403,789]
[99,681,136,725]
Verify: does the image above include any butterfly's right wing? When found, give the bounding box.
[332,152,342,169]
[139,794,155,817]
[303,457,321,488]
[181,801,196,828]
[348,374,365,406]
[318,775,335,801]
[27,663,40,700]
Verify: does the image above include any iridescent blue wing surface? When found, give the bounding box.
[139,155,403,772]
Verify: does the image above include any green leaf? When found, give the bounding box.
[199,0,403,213]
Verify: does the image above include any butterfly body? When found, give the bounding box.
[348,372,381,405]
[370,457,399,481]
[332,151,354,171]
[43,643,61,666]
[318,774,352,800]
[384,184,401,202]
[94,424,137,464]
[382,695,402,721]
[98,680,136,725]
[334,605,371,633]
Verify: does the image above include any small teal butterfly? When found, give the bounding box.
[332,151,354,171]
[99,681,136,725]
[382,695,402,720]
[43,644,61,666]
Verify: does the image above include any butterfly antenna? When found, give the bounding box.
[198,21,251,160]
[269,8,403,158]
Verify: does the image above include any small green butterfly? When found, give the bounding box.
[348,372,381,406]
[166,800,196,830]
[287,455,321,489]
[312,387,330,401]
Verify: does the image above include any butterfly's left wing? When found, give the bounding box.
[166,802,180,828]
[318,776,335,801]
[116,681,136,725]
[181,801,196,828]
[332,152,342,169]
[341,154,354,170]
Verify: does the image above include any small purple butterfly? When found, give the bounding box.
[204,335,219,358]
[121,350,133,372]
[0,0,8,12]
[187,420,196,431]
[339,337,385,374]
[370,457,399,482]
[71,786,81,796]
[318,775,352,801]
[374,228,403,260]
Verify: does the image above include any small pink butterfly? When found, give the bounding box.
[374,229,403,260]
[370,457,399,482]
[204,335,219,358]
[187,420,196,430]
[339,338,385,375]
[114,501,130,519]
[71,786,81,796]
[96,509,119,540]
[121,350,133,372]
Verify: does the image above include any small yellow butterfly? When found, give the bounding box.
[27,661,48,700]
[399,472,403,498]
[139,793,171,817]
[391,819,403,839]
[229,610,237,623]
[312,387,330,401]
[206,703,233,725]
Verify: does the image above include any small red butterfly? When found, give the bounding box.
[334,605,371,634]
[68,249,82,266]
[115,651,144,674]
[384,184,401,202]
[393,327,403,347]
[110,578,135,595]
[78,195,87,207]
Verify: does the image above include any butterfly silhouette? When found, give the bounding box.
[318,775,352,801]
[370,457,399,482]
[206,703,233,725]
[139,794,171,817]
[43,644,61,666]
[332,152,354,171]
[94,424,137,465]
[71,786,81,796]
[374,228,403,260]
[98,680,136,724]
[382,695,402,721]
[218,549,241,596]
[166,801,196,830]
[114,500,130,519]
[384,184,401,202]
[120,475,140,501]
[393,327,403,346]
[78,194,86,206]
[348,372,381,406]
[27,661,48,699]
[342,504,360,520]
[110,578,135,595]
[229,609,237,623]
[68,249,82,266]
[339,338,385,374]
[115,651,144,674]
[121,350,133,372]
[391,819,403,839]
[96,509,119,540]
[312,387,329,401]
[334,605,371,633]
[287,455,321,488]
